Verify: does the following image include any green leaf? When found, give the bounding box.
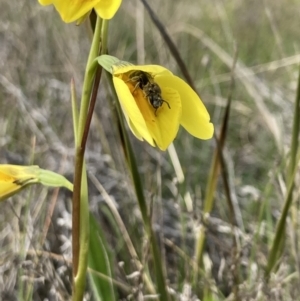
[96,55,133,74]
[88,214,116,301]
[38,168,73,191]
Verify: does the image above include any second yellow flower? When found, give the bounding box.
[38,0,122,22]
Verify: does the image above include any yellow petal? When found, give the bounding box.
[135,86,181,150]
[128,119,145,141]
[113,76,155,146]
[113,64,172,77]
[114,68,182,150]
[155,75,214,139]
[0,171,22,199]
[95,0,122,19]
[120,99,151,143]
[46,0,100,23]
[0,182,22,200]
[118,70,182,150]
[39,0,53,5]
[0,165,39,201]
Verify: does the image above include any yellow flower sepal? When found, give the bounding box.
[0,164,73,201]
[97,55,214,151]
[38,0,122,22]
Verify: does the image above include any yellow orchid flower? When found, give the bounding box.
[98,55,214,151]
[38,0,122,22]
[0,165,39,200]
[0,164,73,201]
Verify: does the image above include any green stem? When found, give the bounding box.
[72,16,103,301]
[101,19,109,54]
[77,18,103,143]
[71,78,79,146]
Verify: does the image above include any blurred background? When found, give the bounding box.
[0,0,299,300]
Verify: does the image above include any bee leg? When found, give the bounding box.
[131,82,139,94]
[163,100,171,109]
[125,77,139,94]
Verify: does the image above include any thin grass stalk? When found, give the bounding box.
[192,132,222,291]
[213,55,241,296]
[167,144,193,285]
[89,173,156,294]
[247,170,275,284]
[265,65,300,280]
[214,137,240,301]
[193,52,238,292]
[18,146,37,300]
[140,0,195,91]
[106,73,170,301]
[289,63,300,272]
[287,70,300,179]
[17,188,34,300]
[265,153,300,279]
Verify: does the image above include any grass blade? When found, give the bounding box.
[88,214,115,301]
[265,64,300,279]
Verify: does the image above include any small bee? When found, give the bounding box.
[127,70,152,93]
[143,82,171,116]
[127,70,171,115]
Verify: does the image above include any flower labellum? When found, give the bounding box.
[0,165,38,201]
[97,55,214,151]
[0,164,73,201]
[38,0,122,22]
